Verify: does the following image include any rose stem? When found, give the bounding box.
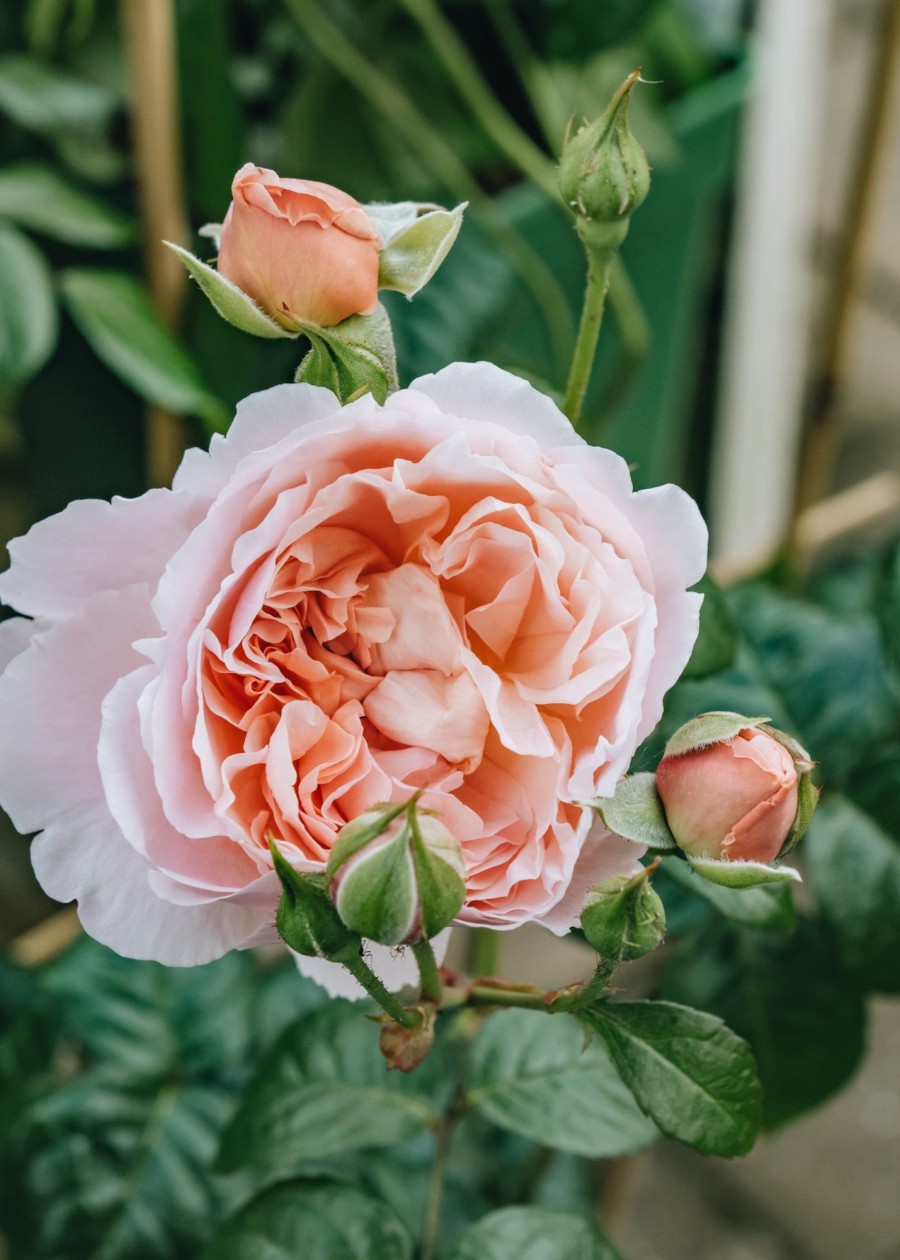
[342,955,422,1028]
[412,938,443,1005]
[421,1086,466,1260]
[469,926,500,979]
[388,0,653,399]
[548,957,619,1013]
[280,0,575,374]
[441,983,550,1012]
[562,245,617,429]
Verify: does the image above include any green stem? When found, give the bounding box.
[469,926,501,979]
[282,0,574,373]
[562,246,616,428]
[412,938,443,1004]
[421,1116,453,1260]
[396,0,559,200]
[549,957,618,1013]
[343,954,421,1027]
[442,983,550,1012]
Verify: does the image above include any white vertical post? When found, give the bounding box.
[710,0,832,573]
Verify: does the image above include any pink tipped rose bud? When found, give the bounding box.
[216,163,381,329]
[656,728,799,865]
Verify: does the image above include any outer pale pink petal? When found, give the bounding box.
[99,664,261,888]
[626,484,707,742]
[0,615,39,671]
[294,928,452,999]
[172,383,342,499]
[0,489,204,620]
[407,362,579,451]
[537,817,646,935]
[0,586,264,964]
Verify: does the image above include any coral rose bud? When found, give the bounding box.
[217,163,381,328]
[326,801,466,947]
[657,727,800,865]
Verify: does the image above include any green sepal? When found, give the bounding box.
[409,813,466,939]
[581,867,666,962]
[759,724,818,858]
[332,828,418,947]
[295,304,398,404]
[781,768,819,857]
[164,241,297,339]
[269,840,361,962]
[324,802,408,882]
[686,854,802,889]
[589,773,677,850]
[372,201,467,298]
[663,711,770,759]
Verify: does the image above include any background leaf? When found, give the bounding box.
[0,164,133,247]
[0,221,58,395]
[806,795,900,994]
[582,999,763,1156]
[465,1008,659,1158]
[449,1206,622,1260]
[200,1177,414,1260]
[59,269,227,431]
[217,1001,436,1171]
[663,917,867,1127]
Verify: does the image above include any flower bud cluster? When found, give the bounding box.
[325,799,466,947]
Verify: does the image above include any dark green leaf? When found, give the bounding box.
[663,916,867,1127]
[41,937,259,1082]
[806,795,900,994]
[4,1071,234,1260]
[217,1002,435,1171]
[59,269,227,431]
[0,54,117,135]
[449,1206,622,1260]
[200,1177,413,1260]
[681,572,738,679]
[465,1008,659,1158]
[582,999,762,1156]
[0,221,58,394]
[731,584,900,785]
[0,164,133,247]
[661,857,797,933]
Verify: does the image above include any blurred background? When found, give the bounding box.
[1,1,899,1258]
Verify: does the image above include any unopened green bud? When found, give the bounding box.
[325,800,466,947]
[559,67,650,250]
[269,839,361,963]
[581,867,666,962]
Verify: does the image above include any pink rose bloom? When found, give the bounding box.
[0,364,705,988]
[216,164,381,328]
[656,729,799,864]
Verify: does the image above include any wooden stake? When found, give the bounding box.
[120,0,190,487]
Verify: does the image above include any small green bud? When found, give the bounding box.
[558,67,650,250]
[581,866,666,962]
[326,800,466,947]
[269,839,361,963]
